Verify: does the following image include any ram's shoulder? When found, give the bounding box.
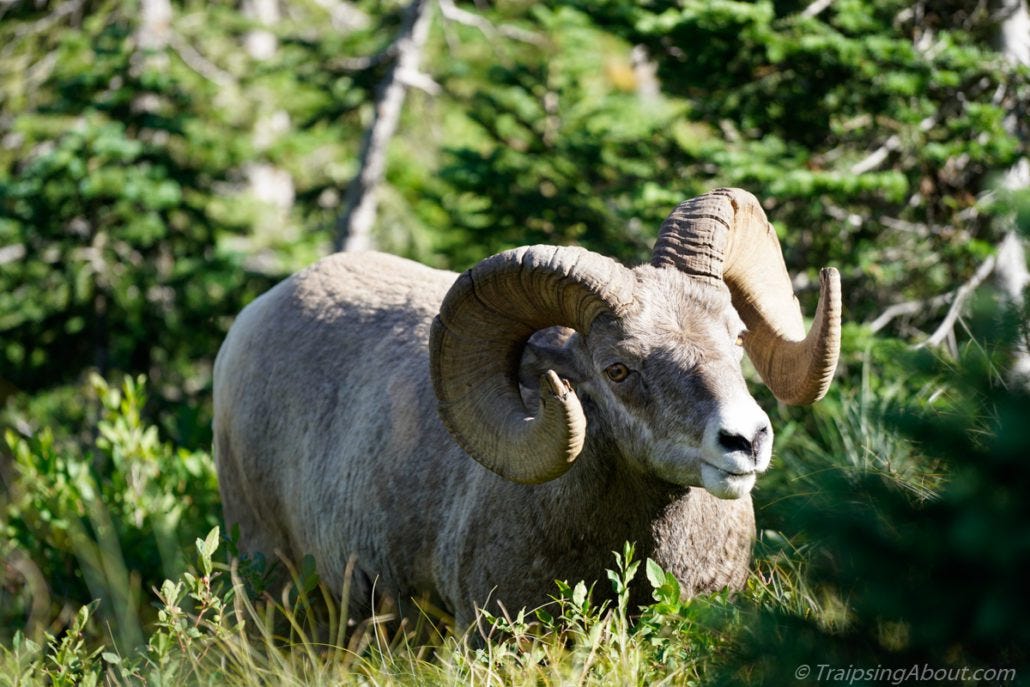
[288,252,456,310]
[215,252,454,379]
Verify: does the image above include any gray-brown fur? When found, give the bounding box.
[214,252,769,628]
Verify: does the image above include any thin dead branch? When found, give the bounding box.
[918,253,998,349]
[437,0,541,44]
[802,0,835,19]
[334,0,434,252]
[850,115,936,176]
[867,292,954,333]
[168,34,235,86]
[330,48,397,72]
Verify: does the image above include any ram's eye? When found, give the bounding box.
[605,363,630,383]
[734,332,747,347]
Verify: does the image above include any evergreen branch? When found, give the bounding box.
[0,0,86,59]
[872,232,1028,377]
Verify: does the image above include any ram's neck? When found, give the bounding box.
[446,433,756,625]
[543,433,756,600]
[646,487,755,597]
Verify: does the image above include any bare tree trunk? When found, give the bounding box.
[994,0,1030,384]
[241,0,296,221]
[995,233,1030,382]
[244,0,280,60]
[334,0,433,253]
[631,45,660,104]
[138,0,172,51]
[996,0,1030,65]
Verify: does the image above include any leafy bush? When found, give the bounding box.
[1,375,220,649]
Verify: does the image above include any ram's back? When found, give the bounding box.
[213,251,462,609]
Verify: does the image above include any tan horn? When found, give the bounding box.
[429,245,636,484]
[652,188,841,404]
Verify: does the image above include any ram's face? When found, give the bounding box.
[438,195,838,488]
[518,269,772,499]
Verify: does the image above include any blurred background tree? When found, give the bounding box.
[0,0,418,443]
[469,0,1027,325]
[2,0,1026,440]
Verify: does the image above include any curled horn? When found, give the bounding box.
[429,245,636,484]
[652,188,841,404]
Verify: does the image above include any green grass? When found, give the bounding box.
[0,528,825,686]
[0,378,835,686]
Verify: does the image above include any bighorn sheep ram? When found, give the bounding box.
[213,188,841,628]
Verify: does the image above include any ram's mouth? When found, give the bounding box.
[700,461,756,500]
[702,461,752,477]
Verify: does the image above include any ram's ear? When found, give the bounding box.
[519,327,585,400]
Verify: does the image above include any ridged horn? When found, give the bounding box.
[429,245,636,484]
[652,188,841,405]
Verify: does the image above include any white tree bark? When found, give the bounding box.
[997,0,1030,66]
[631,45,660,104]
[138,0,172,51]
[335,0,433,253]
[241,0,296,220]
[997,0,1030,191]
[243,0,280,60]
[994,0,1030,383]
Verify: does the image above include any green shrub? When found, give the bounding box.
[1,375,220,649]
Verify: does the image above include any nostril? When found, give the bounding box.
[752,425,770,455]
[717,430,752,455]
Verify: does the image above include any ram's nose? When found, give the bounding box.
[706,403,773,475]
[717,425,771,467]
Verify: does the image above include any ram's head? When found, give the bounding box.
[429,189,841,498]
